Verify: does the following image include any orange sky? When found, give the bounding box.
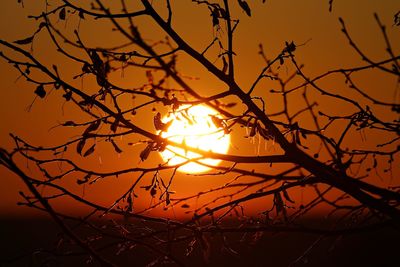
[0,1,399,218]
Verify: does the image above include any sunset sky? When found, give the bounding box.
[0,0,399,218]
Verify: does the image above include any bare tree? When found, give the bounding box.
[0,0,399,266]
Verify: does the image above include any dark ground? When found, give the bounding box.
[0,217,399,267]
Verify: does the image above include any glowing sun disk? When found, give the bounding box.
[160,105,230,173]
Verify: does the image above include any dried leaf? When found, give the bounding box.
[34,85,46,98]
[150,186,157,197]
[154,112,163,130]
[141,185,152,191]
[224,102,237,108]
[79,10,85,19]
[146,70,153,83]
[279,56,284,65]
[237,0,251,17]
[76,179,86,185]
[219,7,227,18]
[210,115,224,128]
[84,120,101,135]
[153,112,172,131]
[63,91,72,101]
[83,144,96,157]
[77,173,91,185]
[59,7,66,20]
[282,188,295,203]
[62,121,76,126]
[140,144,152,161]
[38,22,47,30]
[373,157,378,168]
[395,11,400,26]
[285,41,296,53]
[211,8,219,27]
[110,139,123,153]
[76,138,86,155]
[14,36,34,45]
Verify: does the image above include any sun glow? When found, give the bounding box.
[160,105,230,173]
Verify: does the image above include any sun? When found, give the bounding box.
[159,104,230,173]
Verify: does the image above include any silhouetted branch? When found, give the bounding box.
[1,1,399,265]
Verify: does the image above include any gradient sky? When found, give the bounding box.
[0,0,399,217]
